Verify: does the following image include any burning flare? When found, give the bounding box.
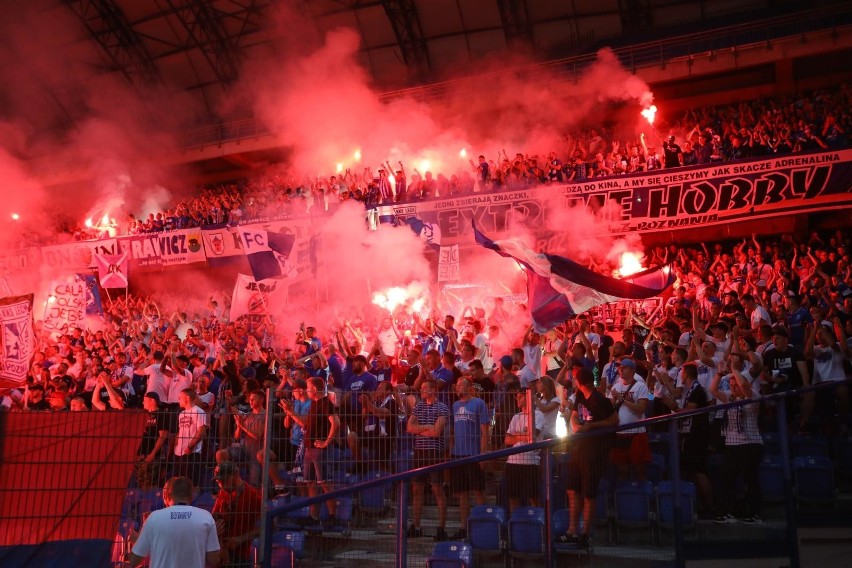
[372,282,430,316]
[618,251,644,277]
[641,104,657,125]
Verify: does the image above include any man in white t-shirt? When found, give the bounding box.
[173,389,209,488]
[522,327,543,378]
[512,347,538,388]
[742,294,771,335]
[609,358,652,480]
[137,351,169,403]
[130,476,220,568]
[164,354,193,406]
[471,320,494,373]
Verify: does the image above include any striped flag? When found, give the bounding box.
[473,223,674,332]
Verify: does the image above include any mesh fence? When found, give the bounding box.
[1,380,852,567]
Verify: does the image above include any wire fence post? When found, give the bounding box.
[396,480,409,568]
[776,396,801,568]
[668,418,685,568]
[543,446,553,568]
[257,387,274,567]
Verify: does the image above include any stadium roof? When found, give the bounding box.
[2,0,838,145]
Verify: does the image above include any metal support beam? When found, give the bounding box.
[381,0,431,79]
[162,0,269,89]
[63,0,161,85]
[496,0,534,52]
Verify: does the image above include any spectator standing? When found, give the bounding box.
[211,461,262,567]
[130,476,220,568]
[407,379,450,541]
[560,368,618,549]
[449,379,490,539]
[505,388,544,512]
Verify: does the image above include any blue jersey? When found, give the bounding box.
[451,397,490,457]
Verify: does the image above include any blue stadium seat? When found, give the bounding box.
[656,480,697,533]
[792,435,829,459]
[319,497,354,532]
[758,454,786,502]
[648,431,671,460]
[646,453,667,485]
[467,505,506,559]
[793,456,836,506]
[427,541,473,568]
[761,432,781,457]
[614,480,655,543]
[508,506,546,563]
[357,470,391,517]
[250,532,297,568]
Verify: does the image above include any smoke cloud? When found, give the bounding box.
[1,2,659,340]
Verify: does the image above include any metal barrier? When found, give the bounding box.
[1,378,850,567]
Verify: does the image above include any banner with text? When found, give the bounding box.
[42,279,87,335]
[390,150,852,245]
[0,294,35,388]
[0,150,850,280]
[118,228,205,269]
[40,239,119,272]
[438,245,460,282]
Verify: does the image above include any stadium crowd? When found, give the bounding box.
[3,83,851,558]
[2,225,850,544]
[57,84,850,242]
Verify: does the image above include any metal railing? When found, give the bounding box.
[257,379,852,568]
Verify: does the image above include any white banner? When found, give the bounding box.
[42,279,87,335]
[438,245,460,282]
[0,294,35,387]
[230,274,287,321]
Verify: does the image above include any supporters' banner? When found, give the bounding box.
[238,227,296,281]
[0,294,35,388]
[78,274,104,316]
[474,223,675,332]
[438,245,460,282]
[394,149,852,243]
[43,279,86,335]
[40,239,119,271]
[94,252,129,288]
[404,215,442,248]
[230,273,287,320]
[0,247,38,273]
[118,228,205,269]
[201,223,244,265]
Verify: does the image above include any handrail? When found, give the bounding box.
[261,377,852,565]
[265,377,851,514]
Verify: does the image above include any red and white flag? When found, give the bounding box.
[94,252,129,289]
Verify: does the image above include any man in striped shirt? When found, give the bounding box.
[406,379,449,541]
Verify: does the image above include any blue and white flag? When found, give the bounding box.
[238,227,296,281]
[473,223,674,332]
[405,216,441,249]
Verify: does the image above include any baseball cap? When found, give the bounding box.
[213,461,239,481]
[619,358,636,369]
[144,392,161,404]
[499,355,513,369]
